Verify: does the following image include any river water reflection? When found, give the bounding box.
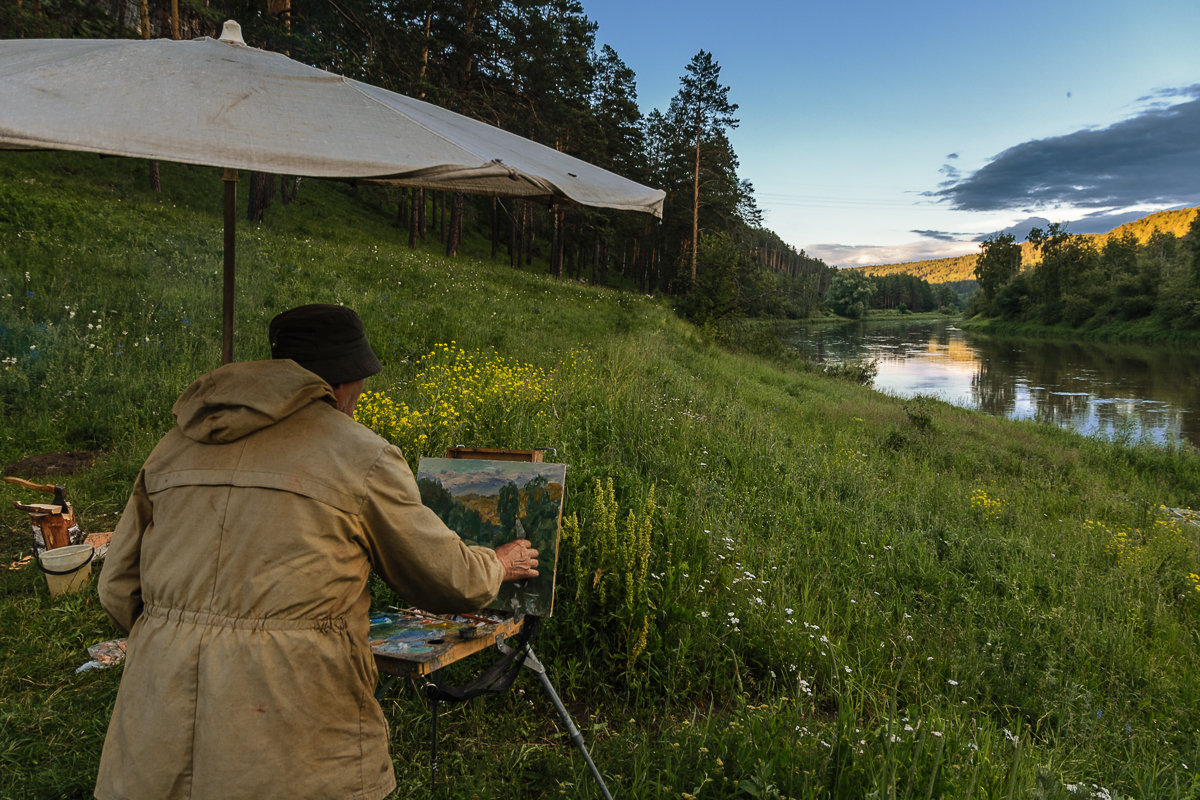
[789,319,1200,447]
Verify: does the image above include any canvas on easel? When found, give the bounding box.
[415,456,566,617]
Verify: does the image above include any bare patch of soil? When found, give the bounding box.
[5,451,101,477]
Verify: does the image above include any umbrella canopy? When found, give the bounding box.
[0,21,664,214]
[0,21,665,359]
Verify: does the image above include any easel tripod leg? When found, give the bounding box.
[525,648,614,800]
[430,696,440,788]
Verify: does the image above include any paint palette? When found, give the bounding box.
[369,610,523,676]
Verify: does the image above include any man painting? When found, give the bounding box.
[95,304,538,800]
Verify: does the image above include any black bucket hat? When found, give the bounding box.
[269,304,382,386]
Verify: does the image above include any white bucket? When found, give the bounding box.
[38,544,95,596]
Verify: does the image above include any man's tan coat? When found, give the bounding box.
[95,360,503,800]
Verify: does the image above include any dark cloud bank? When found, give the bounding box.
[910,229,960,242]
[932,85,1200,221]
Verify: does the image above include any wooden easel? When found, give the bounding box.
[444,444,546,462]
[371,447,612,799]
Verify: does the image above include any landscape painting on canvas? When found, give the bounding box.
[415,457,566,617]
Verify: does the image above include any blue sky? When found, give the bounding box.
[578,0,1200,267]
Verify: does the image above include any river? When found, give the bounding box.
[788,319,1200,448]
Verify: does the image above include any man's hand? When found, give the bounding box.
[494,538,539,582]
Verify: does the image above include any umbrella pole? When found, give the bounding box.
[222,168,238,364]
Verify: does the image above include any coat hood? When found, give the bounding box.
[172,360,335,444]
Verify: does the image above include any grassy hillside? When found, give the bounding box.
[857,206,1200,285]
[3,152,1200,799]
[860,252,981,285]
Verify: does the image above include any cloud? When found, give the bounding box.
[813,203,1188,269]
[911,229,963,242]
[977,206,1191,240]
[1065,207,1177,234]
[978,216,1051,241]
[808,240,978,269]
[1137,85,1200,109]
[933,85,1200,212]
[938,163,961,182]
[935,152,963,184]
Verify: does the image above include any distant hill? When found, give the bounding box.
[854,206,1199,285]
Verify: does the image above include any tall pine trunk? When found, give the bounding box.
[550,207,562,278]
[267,0,291,28]
[591,233,600,285]
[691,131,701,284]
[408,189,419,249]
[446,193,463,258]
[418,10,432,98]
[280,176,300,205]
[247,172,274,222]
[139,0,161,192]
[633,236,644,293]
[510,201,520,269]
[490,198,499,261]
[523,203,534,267]
[439,193,446,243]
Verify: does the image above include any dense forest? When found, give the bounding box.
[824,269,959,318]
[971,211,1200,329]
[859,206,1200,286]
[860,253,981,286]
[1,0,836,322]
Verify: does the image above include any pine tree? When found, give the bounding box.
[668,50,739,285]
[590,45,644,175]
[974,233,1022,314]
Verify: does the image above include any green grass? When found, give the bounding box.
[3,151,1200,799]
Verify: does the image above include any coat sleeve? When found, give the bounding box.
[97,469,152,634]
[359,446,503,614]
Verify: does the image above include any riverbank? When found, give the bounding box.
[798,309,955,325]
[3,152,1200,798]
[786,317,1200,449]
[707,310,957,361]
[960,314,1200,348]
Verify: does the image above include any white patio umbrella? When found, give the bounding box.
[0,21,665,361]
